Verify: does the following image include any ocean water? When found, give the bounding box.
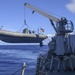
[0,45,48,75]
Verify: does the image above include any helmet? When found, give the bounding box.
[61,17,67,25]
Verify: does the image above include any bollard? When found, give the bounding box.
[21,62,26,75]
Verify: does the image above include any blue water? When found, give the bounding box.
[0,45,48,75]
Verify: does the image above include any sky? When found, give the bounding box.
[0,0,75,45]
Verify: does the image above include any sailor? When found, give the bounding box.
[57,17,67,33]
[23,28,31,34]
[61,17,67,25]
[32,31,35,34]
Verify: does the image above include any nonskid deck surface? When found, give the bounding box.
[37,65,75,75]
[37,69,75,75]
[47,71,75,75]
[35,52,75,75]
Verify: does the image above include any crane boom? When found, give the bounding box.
[24,3,74,34]
[24,3,60,22]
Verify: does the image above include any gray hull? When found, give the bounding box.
[0,30,47,43]
[46,71,75,75]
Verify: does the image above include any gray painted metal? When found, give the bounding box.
[24,3,75,74]
[68,34,75,53]
[25,3,60,22]
[55,36,65,55]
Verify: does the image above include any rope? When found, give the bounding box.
[16,6,27,32]
[24,5,45,34]
[13,67,21,75]
[11,45,47,75]
[11,44,44,75]
[16,6,28,32]
[16,24,25,32]
[31,68,36,75]
[26,43,45,55]
[27,60,36,66]
[25,23,39,34]
[16,20,39,33]
[24,6,26,22]
[24,60,36,75]
[11,65,25,75]
[27,43,39,50]
[11,60,36,75]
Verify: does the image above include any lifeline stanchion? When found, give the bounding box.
[21,62,26,75]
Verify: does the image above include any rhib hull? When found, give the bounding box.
[0,30,47,43]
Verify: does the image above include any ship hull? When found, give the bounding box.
[47,71,75,75]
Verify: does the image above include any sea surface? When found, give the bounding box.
[0,45,48,75]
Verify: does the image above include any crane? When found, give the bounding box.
[24,3,59,22]
[24,3,74,54]
[24,3,60,33]
[24,3,75,73]
[24,3,74,35]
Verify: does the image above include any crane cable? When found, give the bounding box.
[17,4,62,33]
[23,6,39,34]
[24,5,27,25]
[23,3,62,34]
[16,6,29,32]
